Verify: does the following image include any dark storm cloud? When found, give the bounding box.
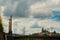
[4,0,47,17]
[33,13,51,19]
[3,0,45,18]
[4,2,28,17]
[13,0,29,18]
[2,0,58,20]
[3,0,29,18]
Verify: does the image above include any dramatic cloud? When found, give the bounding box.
[0,0,60,34]
[29,0,60,19]
[2,0,60,19]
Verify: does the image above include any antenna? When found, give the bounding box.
[22,27,26,35]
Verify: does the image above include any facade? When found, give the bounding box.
[31,28,55,36]
[40,28,52,36]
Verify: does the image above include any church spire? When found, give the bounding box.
[42,27,44,32]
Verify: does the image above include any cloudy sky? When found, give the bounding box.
[0,0,60,35]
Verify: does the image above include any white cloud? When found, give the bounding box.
[29,0,60,18]
[38,19,60,28]
[2,16,60,34]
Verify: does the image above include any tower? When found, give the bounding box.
[8,15,13,40]
[42,27,44,32]
[8,15,12,35]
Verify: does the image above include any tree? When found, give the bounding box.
[0,14,5,40]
